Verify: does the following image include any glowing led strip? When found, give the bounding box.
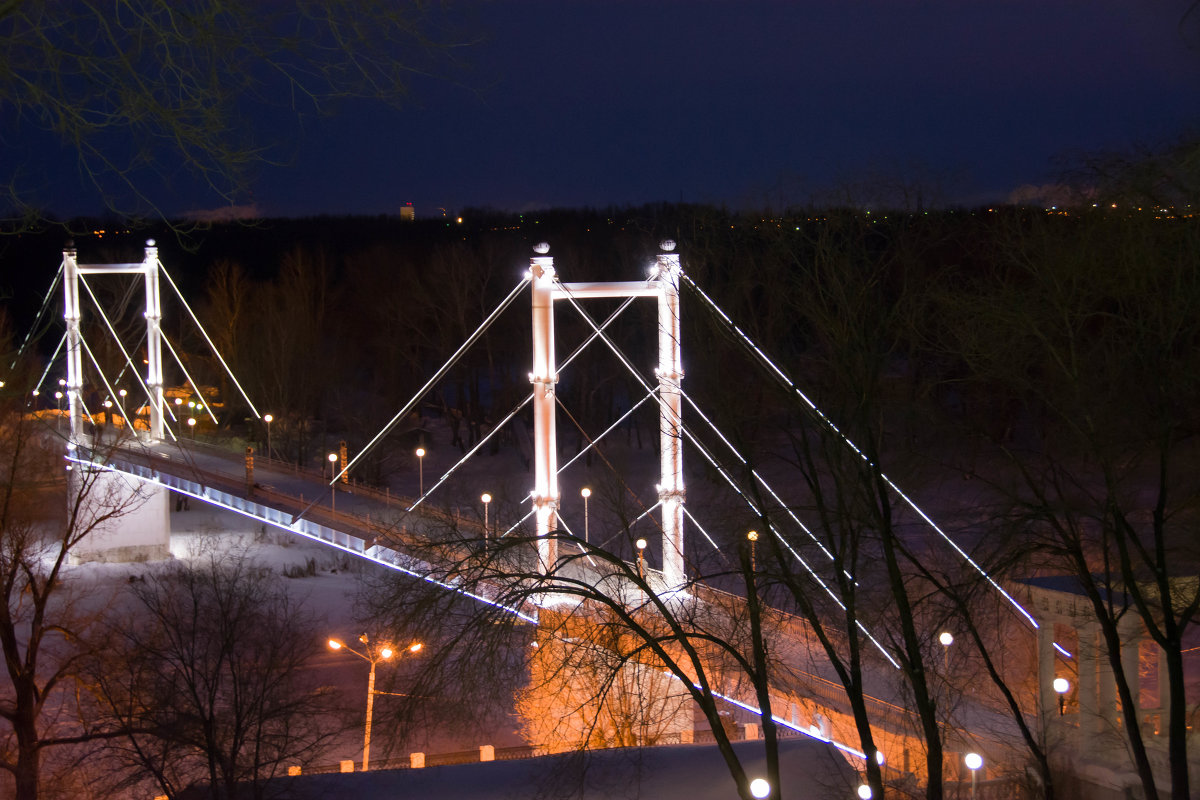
[71,453,538,624]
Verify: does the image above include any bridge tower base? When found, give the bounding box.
[70,467,171,564]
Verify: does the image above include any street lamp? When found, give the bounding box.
[964,752,983,799]
[635,538,647,579]
[857,785,873,800]
[938,631,953,671]
[749,777,771,798]
[328,636,423,771]
[187,417,196,439]
[329,453,339,511]
[747,529,759,572]
[481,493,492,539]
[263,413,273,459]
[1053,677,1070,716]
[581,487,591,543]
[174,396,183,437]
[415,447,425,496]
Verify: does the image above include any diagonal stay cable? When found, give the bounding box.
[681,273,1038,629]
[407,293,639,514]
[78,275,157,417]
[556,393,663,538]
[679,387,839,568]
[33,333,66,394]
[293,276,532,525]
[555,280,901,665]
[158,261,261,419]
[159,332,218,424]
[13,261,64,369]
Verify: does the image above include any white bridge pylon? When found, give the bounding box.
[63,240,166,443]
[529,241,686,588]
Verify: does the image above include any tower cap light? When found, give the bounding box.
[533,242,550,254]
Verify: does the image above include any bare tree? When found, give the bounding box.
[88,548,338,800]
[0,1,470,226]
[0,378,145,800]
[933,205,1200,800]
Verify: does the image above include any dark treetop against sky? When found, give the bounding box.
[36,1,1200,218]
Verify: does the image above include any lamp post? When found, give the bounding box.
[416,447,425,496]
[174,396,183,437]
[580,487,591,543]
[187,417,196,439]
[747,529,759,572]
[329,453,339,511]
[938,631,954,671]
[964,752,983,800]
[328,637,422,771]
[263,413,273,459]
[481,493,492,539]
[636,538,647,579]
[1053,677,1070,716]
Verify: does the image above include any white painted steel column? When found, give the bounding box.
[1037,620,1055,722]
[530,243,559,574]
[63,243,84,444]
[142,240,165,440]
[654,240,685,588]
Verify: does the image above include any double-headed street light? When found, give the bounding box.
[328,636,423,771]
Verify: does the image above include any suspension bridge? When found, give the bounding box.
[11,237,1099,792]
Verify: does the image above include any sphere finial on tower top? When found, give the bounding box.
[659,239,676,252]
[533,242,550,254]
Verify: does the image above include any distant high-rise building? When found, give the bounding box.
[400,203,415,221]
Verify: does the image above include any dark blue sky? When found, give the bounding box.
[28,1,1200,218]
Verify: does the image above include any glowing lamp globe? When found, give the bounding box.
[964,752,983,771]
[857,785,873,800]
[749,778,770,798]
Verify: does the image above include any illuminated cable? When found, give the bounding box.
[159,263,261,418]
[78,276,157,414]
[159,333,218,424]
[682,274,1040,630]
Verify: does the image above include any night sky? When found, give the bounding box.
[24,1,1200,218]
